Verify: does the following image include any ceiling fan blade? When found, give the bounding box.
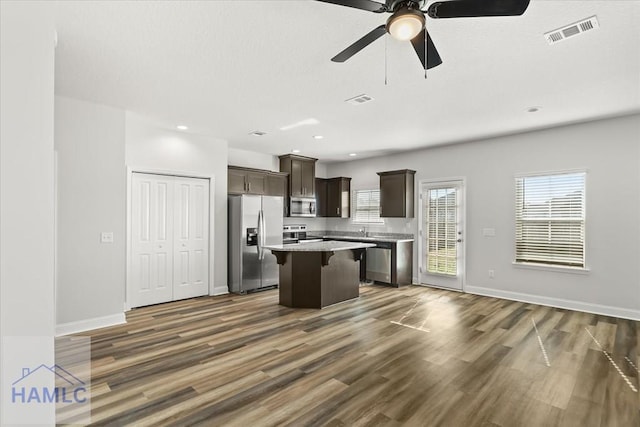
[331,25,387,63]
[316,0,387,13]
[410,29,442,70]
[427,0,530,19]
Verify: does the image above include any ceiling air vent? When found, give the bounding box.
[544,16,599,45]
[345,94,374,106]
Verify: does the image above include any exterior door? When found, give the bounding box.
[419,180,465,291]
[173,176,210,300]
[131,173,174,307]
[130,173,210,308]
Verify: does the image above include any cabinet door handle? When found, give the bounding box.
[337,207,340,215]
[248,182,251,192]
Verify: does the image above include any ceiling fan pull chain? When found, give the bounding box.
[424,30,428,79]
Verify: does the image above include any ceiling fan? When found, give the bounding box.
[317,0,531,70]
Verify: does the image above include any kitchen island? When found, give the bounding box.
[264,240,375,308]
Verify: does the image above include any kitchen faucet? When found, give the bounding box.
[359,227,367,237]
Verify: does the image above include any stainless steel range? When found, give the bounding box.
[283,224,323,244]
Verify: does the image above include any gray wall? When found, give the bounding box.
[55,96,126,327]
[326,114,640,318]
[54,102,229,332]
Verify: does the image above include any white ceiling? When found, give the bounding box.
[53,0,640,162]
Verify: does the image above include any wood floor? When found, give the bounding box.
[57,285,639,426]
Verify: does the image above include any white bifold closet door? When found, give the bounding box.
[130,173,210,308]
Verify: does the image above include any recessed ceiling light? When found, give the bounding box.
[313,135,324,140]
[527,107,541,113]
[349,153,357,157]
[250,131,267,136]
[176,125,188,130]
[292,149,301,154]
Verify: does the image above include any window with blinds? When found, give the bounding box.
[352,190,384,224]
[515,172,586,268]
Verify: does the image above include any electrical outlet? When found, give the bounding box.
[488,270,495,279]
[101,232,114,243]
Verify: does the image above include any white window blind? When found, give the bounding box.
[515,172,586,268]
[352,190,384,224]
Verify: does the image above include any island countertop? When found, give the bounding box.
[264,240,376,252]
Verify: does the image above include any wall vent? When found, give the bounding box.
[544,16,599,45]
[345,94,374,106]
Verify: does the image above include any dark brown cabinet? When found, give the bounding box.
[315,177,351,218]
[228,166,287,199]
[279,154,317,197]
[266,172,288,197]
[326,177,351,218]
[228,167,265,195]
[315,178,328,217]
[378,169,415,218]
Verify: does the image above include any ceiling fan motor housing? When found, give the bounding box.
[386,0,426,13]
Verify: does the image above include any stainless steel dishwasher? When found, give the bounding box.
[365,242,392,283]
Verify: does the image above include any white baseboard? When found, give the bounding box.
[211,285,229,296]
[56,313,126,336]
[465,285,640,321]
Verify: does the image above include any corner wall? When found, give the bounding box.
[326,114,640,319]
[55,97,127,333]
[1,1,56,423]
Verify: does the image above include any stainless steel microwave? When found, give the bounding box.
[290,197,316,217]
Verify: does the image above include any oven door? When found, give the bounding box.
[290,197,316,217]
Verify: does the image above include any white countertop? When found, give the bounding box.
[264,240,376,252]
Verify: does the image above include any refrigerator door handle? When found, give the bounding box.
[260,209,266,260]
[257,209,263,259]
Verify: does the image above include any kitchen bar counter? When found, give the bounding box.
[264,240,376,252]
[303,235,414,287]
[319,235,414,243]
[264,241,375,308]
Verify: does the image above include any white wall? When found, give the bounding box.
[228,147,278,171]
[1,1,56,423]
[327,114,640,319]
[126,116,229,295]
[55,97,126,332]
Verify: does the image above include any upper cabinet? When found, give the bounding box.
[315,177,351,218]
[228,166,288,197]
[378,169,415,218]
[326,177,351,218]
[266,172,288,198]
[279,154,317,198]
[315,178,328,217]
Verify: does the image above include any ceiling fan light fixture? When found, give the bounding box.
[387,8,425,41]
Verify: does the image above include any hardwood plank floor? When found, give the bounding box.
[57,285,639,426]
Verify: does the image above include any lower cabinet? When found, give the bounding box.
[325,237,413,287]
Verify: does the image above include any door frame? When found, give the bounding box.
[126,167,216,311]
[417,177,467,292]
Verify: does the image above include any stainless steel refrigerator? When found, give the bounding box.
[228,194,283,293]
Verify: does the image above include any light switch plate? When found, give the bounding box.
[101,232,114,243]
